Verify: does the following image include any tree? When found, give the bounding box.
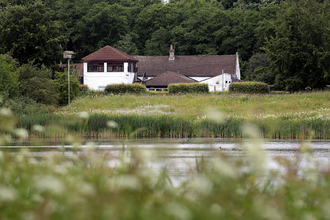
[263,0,330,91]
[71,3,130,58]
[17,64,59,105]
[245,53,270,80]
[114,34,138,55]
[0,54,19,98]
[133,2,181,55]
[54,70,80,106]
[0,1,66,66]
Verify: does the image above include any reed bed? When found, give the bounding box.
[16,112,330,139]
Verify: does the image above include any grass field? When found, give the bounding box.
[11,91,330,139]
[56,91,330,118]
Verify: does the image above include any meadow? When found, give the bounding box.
[14,91,330,139]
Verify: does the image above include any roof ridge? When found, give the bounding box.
[81,45,138,62]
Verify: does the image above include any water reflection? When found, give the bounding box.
[3,138,330,173]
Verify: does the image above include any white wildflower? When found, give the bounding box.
[212,158,238,179]
[32,125,45,133]
[34,175,65,195]
[206,108,226,124]
[186,175,213,195]
[164,202,192,220]
[109,175,141,190]
[14,128,28,139]
[0,108,12,116]
[107,120,118,128]
[78,111,89,119]
[210,203,222,214]
[0,186,17,202]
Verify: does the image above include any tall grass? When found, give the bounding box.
[15,112,330,139]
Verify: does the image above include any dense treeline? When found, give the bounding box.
[0,0,330,92]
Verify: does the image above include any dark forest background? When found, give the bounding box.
[1,0,330,92]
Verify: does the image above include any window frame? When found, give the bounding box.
[87,63,104,72]
[107,62,124,72]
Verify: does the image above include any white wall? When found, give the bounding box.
[236,52,241,80]
[83,62,135,90]
[200,73,233,92]
[190,77,210,82]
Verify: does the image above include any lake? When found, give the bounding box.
[3,138,330,186]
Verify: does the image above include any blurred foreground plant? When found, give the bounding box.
[0,141,329,220]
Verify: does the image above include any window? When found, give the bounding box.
[118,63,124,71]
[87,63,104,72]
[107,63,113,72]
[107,63,124,72]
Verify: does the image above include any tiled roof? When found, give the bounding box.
[61,63,83,77]
[72,63,83,77]
[82,46,138,62]
[134,55,236,77]
[145,71,197,87]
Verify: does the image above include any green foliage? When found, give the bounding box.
[78,84,90,96]
[0,54,19,98]
[69,2,130,58]
[263,0,330,91]
[229,82,269,94]
[104,83,146,95]
[3,96,48,116]
[0,1,66,66]
[18,64,59,105]
[114,34,138,55]
[54,71,80,105]
[245,53,271,81]
[168,83,209,94]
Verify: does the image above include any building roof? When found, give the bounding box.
[72,63,83,77]
[81,46,138,62]
[134,55,236,78]
[145,71,197,87]
[61,63,84,77]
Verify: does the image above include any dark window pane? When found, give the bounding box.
[107,63,113,72]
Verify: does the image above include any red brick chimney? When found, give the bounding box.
[169,45,175,60]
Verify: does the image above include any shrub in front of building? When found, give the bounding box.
[104,83,146,95]
[168,83,209,94]
[229,82,269,94]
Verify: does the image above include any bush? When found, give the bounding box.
[168,83,209,94]
[4,96,48,116]
[104,83,146,95]
[229,82,269,94]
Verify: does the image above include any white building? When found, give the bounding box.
[200,72,235,92]
[81,46,138,90]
